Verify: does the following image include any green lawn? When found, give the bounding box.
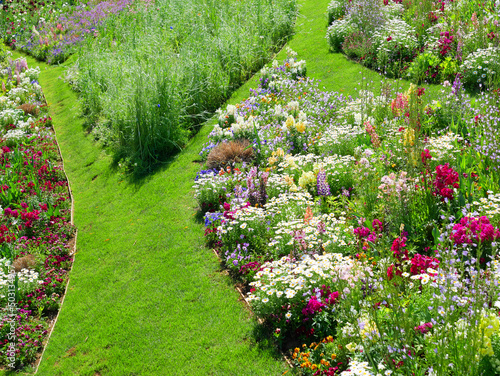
[4,54,286,375]
[2,0,445,374]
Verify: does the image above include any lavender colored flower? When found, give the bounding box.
[317,169,331,196]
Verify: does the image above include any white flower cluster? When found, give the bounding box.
[193,171,243,208]
[219,205,266,234]
[327,19,355,51]
[265,191,315,217]
[339,360,376,376]
[424,132,462,162]
[247,253,370,304]
[0,258,42,299]
[472,191,500,219]
[268,212,353,250]
[460,47,500,86]
[318,120,365,147]
[327,0,346,22]
[372,18,417,55]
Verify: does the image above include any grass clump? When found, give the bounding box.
[207,140,254,170]
[74,0,298,171]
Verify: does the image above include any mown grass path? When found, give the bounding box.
[4,0,441,374]
[8,56,286,375]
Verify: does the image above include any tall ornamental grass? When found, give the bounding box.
[74,0,297,170]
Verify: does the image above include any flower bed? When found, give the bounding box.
[194,50,500,375]
[0,52,75,370]
[1,0,135,64]
[326,0,500,90]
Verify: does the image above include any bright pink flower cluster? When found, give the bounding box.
[302,286,339,318]
[410,253,439,275]
[433,163,459,201]
[391,233,409,261]
[421,149,432,165]
[438,30,454,57]
[414,322,433,334]
[450,216,500,245]
[239,261,261,275]
[302,296,326,317]
[387,233,409,280]
[222,202,250,220]
[353,219,383,251]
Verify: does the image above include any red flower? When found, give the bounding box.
[387,264,394,280]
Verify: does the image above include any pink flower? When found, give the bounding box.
[302,296,326,317]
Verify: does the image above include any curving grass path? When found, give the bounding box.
[2,0,444,375]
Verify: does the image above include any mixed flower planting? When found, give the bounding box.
[194,49,500,375]
[1,0,136,64]
[0,47,75,369]
[326,0,500,90]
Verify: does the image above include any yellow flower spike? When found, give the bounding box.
[296,121,306,133]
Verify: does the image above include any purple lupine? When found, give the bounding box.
[317,170,331,196]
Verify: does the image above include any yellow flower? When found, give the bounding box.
[285,115,295,129]
[406,83,417,97]
[403,128,415,147]
[346,342,357,352]
[298,171,316,188]
[296,121,306,133]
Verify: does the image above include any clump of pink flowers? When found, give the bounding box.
[415,322,433,334]
[302,285,339,318]
[410,253,439,276]
[364,121,381,148]
[378,171,409,198]
[433,163,459,201]
[391,93,409,116]
[450,216,500,246]
[354,219,383,251]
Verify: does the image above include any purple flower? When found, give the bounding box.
[316,170,331,196]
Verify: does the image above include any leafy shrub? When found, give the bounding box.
[407,52,441,84]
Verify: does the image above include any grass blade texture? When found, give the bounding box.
[76,0,298,170]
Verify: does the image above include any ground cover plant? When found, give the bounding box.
[326,0,500,91]
[69,0,298,171]
[0,51,75,371]
[194,50,500,375]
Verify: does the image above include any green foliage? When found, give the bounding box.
[407,52,441,84]
[76,0,298,171]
